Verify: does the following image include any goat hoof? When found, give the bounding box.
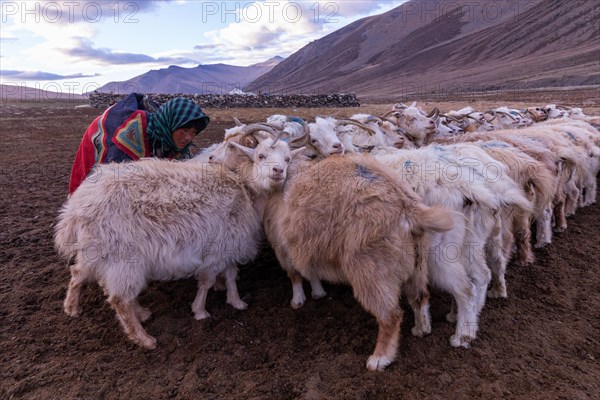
[366,355,393,371]
[290,299,305,309]
[193,310,211,320]
[487,288,507,299]
[290,294,306,309]
[515,259,533,267]
[64,303,82,318]
[411,325,431,337]
[229,300,248,310]
[311,289,327,300]
[138,336,157,350]
[450,334,473,349]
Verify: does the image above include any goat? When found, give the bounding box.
[55,127,301,349]
[431,133,560,248]
[524,107,549,122]
[489,107,530,129]
[381,102,437,146]
[306,116,348,156]
[265,153,453,371]
[371,145,503,343]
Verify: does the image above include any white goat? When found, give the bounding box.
[371,145,504,346]
[56,130,300,349]
[340,113,412,150]
[382,102,438,146]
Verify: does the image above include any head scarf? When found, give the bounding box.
[146,97,210,157]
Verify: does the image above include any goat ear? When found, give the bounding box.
[410,101,417,107]
[241,135,259,148]
[253,131,271,143]
[291,147,306,159]
[229,142,255,159]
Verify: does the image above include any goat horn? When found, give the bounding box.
[484,111,497,122]
[426,107,440,118]
[366,115,384,126]
[556,104,572,110]
[289,118,311,149]
[241,123,281,139]
[493,110,517,121]
[336,119,377,136]
[263,122,287,131]
[233,117,243,126]
[380,110,401,119]
[440,113,462,122]
[379,116,400,125]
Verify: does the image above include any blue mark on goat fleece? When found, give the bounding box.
[432,144,450,152]
[356,164,379,181]
[564,131,578,143]
[480,140,510,149]
[290,116,304,124]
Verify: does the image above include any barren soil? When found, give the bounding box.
[1,93,599,399]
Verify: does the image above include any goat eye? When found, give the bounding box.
[258,154,266,160]
[311,139,318,144]
[285,157,291,163]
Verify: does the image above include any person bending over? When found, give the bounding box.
[68,93,210,194]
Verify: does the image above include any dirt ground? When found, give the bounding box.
[1,93,599,400]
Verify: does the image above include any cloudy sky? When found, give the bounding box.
[0,0,406,94]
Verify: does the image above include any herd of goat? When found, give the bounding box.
[55,102,600,371]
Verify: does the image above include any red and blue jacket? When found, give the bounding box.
[69,94,159,194]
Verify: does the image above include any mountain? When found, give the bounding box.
[0,84,85,101]
[97,56,284,94]
[246,0,600,100]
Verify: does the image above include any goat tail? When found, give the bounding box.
[414,204,454,234]
[583,116,600,126]
[54,205,79,261]
[500,185,534,214]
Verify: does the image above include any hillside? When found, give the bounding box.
[247,0,600,100]
[97,56,284,95]
[0,85,85,101]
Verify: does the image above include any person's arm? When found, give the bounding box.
[68,116,103,194]
[105,145,134,163]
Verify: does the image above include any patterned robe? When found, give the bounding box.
[69,94,165,194]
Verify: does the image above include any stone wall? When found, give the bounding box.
[89,92,360,108]
[88,92,360,109]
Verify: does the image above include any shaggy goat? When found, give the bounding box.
[265,154,453,371]
[56,130,300,349]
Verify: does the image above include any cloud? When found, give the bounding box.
[328,0,408,18]
[0,70,100,80]
[196,1,408,65]
[0,0,168,25]
[193,44,218,50]
[62,38,197,65]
